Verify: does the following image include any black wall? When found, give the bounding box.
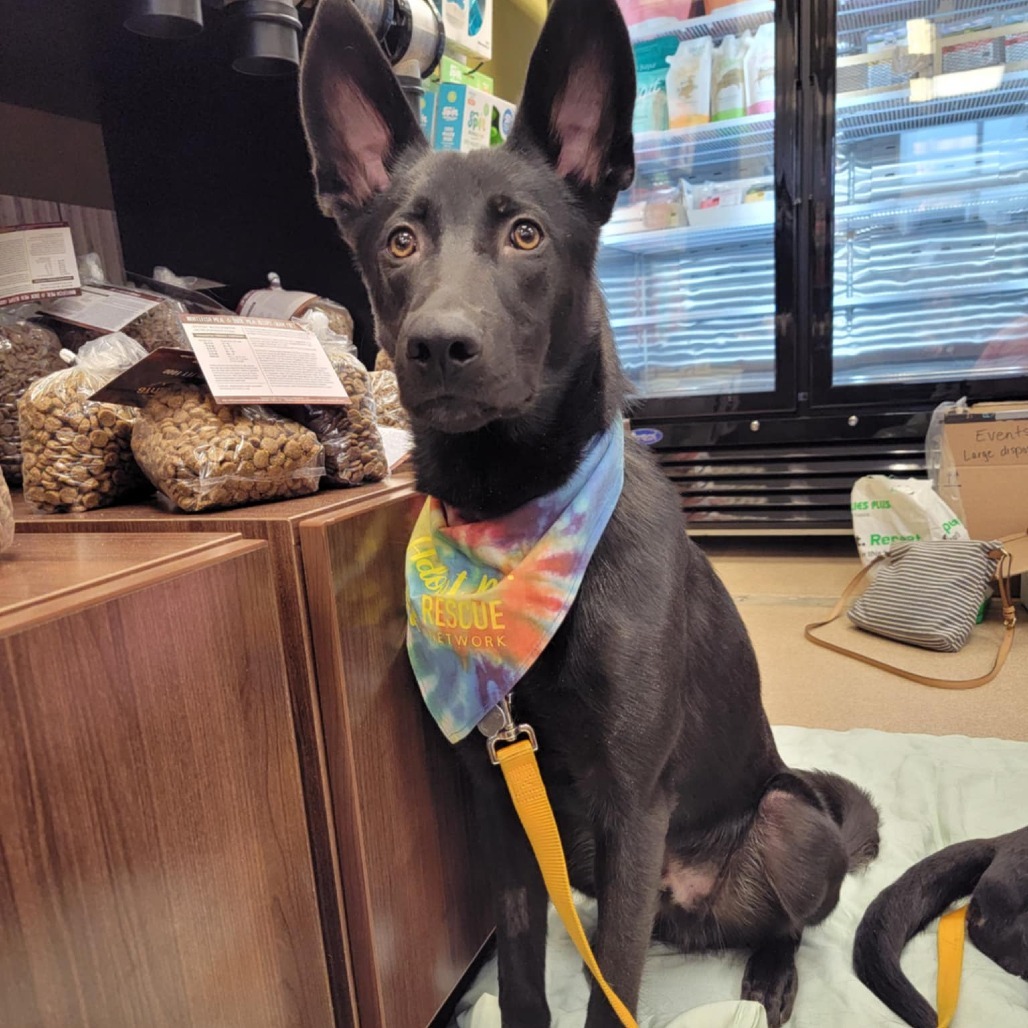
[2,1,375,364]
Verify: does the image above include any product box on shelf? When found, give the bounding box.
[440,0,492,61]
[431,53,494,94]
[420,84,437,137]
[490,97,517,146]
[432,83,493,152]
[939,402,1028,540]
[432,84,515,152]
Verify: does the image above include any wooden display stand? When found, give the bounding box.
[9,480,493,1028]
[0,532,334,1026]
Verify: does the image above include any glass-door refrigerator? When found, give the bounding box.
[818,0,1028,403]
[601,0,1028,530]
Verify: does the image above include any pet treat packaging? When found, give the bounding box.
[432,83,493,152]
[0,468,14,554]
[632,35,679,134]
[744,23,775,115]
[711,34,745,121]
[1,306,66,485]
[850,475,969,565]
[369,370,411,431]
[666,38,712,128]
[238,273,356,348]
[42,252,191,354]
[131,386,324,513]
[290,306,358,357]
[374,348,395,373]
[18,332,151,513]
[278,343,388,487]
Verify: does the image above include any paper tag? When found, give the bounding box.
[45,284,162,332]
[0,223,81,307]
[180,314,351,405]
[90,347,209,406]
[237,288,318,320]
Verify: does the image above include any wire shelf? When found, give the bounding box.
[634,113,775,174]
[603,213,773,255]
[838,0,1028,37]
[838,63,1028,141]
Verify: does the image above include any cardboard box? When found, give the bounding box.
[440,0,492,60]
[419,84,437,137]
[432,83,493,152]
[940,401,1028,540]
[431,53,494,94]
[490,97,517,146]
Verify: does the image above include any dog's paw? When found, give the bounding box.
[741,945,798,1028]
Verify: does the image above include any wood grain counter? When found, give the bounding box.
[12,479,412,1023]
[0,532,334,1027]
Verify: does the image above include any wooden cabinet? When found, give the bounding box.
[11,481,494,1028]
[301,493,494,1028]
[0,532,334,1027]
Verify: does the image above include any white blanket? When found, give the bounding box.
[453,726,1028,1027]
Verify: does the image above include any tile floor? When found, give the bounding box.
[699,537,1028,742]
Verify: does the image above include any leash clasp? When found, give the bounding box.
[478,697,538,765]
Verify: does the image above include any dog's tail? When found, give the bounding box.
[852,839,996,1028]
[803,770,881,871]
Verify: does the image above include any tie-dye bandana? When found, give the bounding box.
[406,420,625,743]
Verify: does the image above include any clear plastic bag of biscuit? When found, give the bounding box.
[1,304,66,486]
[43,252,191,354]
[0,467,14,553]
[369,369,410,431]
[131,385,325,513]
[277,340,388,487]
[17,332,150,513]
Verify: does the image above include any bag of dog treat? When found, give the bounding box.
[18,332,150,513]
[1,307,66,485]
[131,386,325,513]
[278,342,387,487]
[374,348,395,372]
[369,369,411,431]
[0,468,14,553]
[239,273,356,351]
[43,252,190,354]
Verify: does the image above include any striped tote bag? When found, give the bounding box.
[849,540,1002,652]
[805,539,1018,690]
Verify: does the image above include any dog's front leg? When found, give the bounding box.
[473,772,551,1027]
[584,801,669,1028]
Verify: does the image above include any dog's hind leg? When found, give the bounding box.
[741,936,799,1028]
[584,800,671,1028]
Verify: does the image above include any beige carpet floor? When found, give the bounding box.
[699,537,1028,742]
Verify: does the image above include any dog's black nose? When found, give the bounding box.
[405,326,482,369]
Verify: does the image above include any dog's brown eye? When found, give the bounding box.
[388,227,418,259]
[510,220,543,251]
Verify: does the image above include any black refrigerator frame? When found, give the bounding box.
[626,0,1028,530]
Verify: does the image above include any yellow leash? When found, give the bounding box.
[485,698,637,1028]
[487,693,967,1028]
[937,905,968,1028]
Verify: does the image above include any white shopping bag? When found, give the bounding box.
[850,475,969,565]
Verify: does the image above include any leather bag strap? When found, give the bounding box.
[804,549,1016,690]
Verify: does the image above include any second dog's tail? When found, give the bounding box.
[852,839,996,1028]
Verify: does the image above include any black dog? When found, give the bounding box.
[854,826,1028,1027]
[300,1,879,1024]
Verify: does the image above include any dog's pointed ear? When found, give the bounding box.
[508,0,636,221]
[299,0,426,216]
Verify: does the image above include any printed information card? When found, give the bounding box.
[0,223,81,307]
[178,314,350,405]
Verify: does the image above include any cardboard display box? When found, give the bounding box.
[940,401,1028,541]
